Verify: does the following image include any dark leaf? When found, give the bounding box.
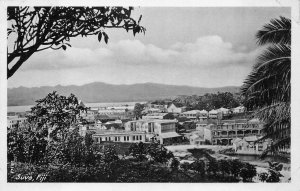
[103,32,109,44]
[98,32,102,42]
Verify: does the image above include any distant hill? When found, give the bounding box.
[8,82,240,106]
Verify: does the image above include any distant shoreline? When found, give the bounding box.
[7,101,147,113]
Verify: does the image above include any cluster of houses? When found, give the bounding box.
[7,114,27,129]
[8,101,270,155]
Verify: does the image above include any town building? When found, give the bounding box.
[233,106,246,114]
[81,110,96,122]
[166,103,186,114]
[125,119,182,144]
[97,108,134,120]
[92,130,146,143]
[143,104,167,113]
[142,113,174,120]
[180,110,201,120]
[188,124,213,145]
[7,115,27,129]
[217,107,230,116]
[232,136,271,155]
[208,109,218,119]
[211,118,263,145]
[199,109,209,120]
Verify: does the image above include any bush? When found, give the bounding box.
[170,157,180,171]
[239,163,257,182]
[128,142,148,161]
[180,162,191,172]
[259,172,268,182]
[191,160,206,177]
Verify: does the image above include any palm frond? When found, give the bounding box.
[256,16,291,45]
[241,43,290,109]
[255,44,290,70]
[243,16,291,155]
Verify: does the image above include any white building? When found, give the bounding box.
[81,110,96,122]
[199,110,208,118]
[217,107,230,115]
[208,109,218,119]
[125,119,181,144]
[167,103,186,114]
[180,110,201,120]
[233,106,246,114]
[232,136,271,155]
[7,116,27,129]
[92,130,146,143]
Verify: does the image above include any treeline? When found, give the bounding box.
[151,92,244,111]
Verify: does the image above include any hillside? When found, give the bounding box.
[8,82,240,106]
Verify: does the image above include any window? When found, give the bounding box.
[127,136,129,141]
[118,137,120,141]
[115,137,117,141]
[100,137,102,142]
[124,136,126,141]
[140,135,142,140]
[105,137,107,141]
[133,136,135,141]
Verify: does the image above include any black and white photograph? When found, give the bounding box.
[1,0,300,190]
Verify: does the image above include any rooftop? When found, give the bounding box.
[128,119,177,124]
[93,130,146,136]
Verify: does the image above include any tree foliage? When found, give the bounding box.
[152,92,241,111]
[133,103,145,119]
[241,16,291,154]
[7,6,145,78]
[7,91,98,166]
[128,142,148,161]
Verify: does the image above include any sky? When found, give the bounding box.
[7,7,290,88]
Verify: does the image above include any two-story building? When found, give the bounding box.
[7,115,27,129]
[208,109,218,119]
[211,118,263,145]
[180,110,201,120]
[125,119,182,144]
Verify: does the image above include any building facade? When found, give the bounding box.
[7,115,27,129]
[92,130,146,143]
[167,103,186,113]
[180,110,201,120]
[211,118,263,145]
[125,119,181,144]
[232,136,271,155]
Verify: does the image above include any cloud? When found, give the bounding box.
[20,35,261,72]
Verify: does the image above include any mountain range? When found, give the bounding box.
[8,82,240,106]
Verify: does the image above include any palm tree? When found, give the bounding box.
[241,16,291,156]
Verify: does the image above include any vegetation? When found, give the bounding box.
[7,7,145,78]
[133,103,145,119]
[151,92,241,111]
[241,16,291,155]
[7,91,98,166]
[258,161,284,182]
[8,92,260,182]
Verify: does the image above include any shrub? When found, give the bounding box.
[240,163,257,182]
[259,172,269,182]
[191,160,206,177]
[230,159,244,177]
[180,162,191,172]
[170,157,180,171]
